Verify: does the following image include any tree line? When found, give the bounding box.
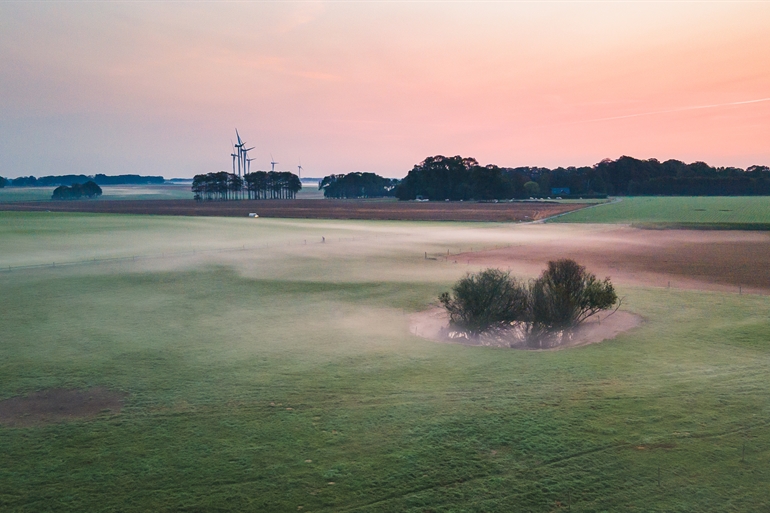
[318,172,399,199]
[395,155,770,200]
[191,171,302,201]
[1,174,165,188]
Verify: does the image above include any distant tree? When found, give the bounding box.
[439,269,530,336]
[12,176,37,187]
[319,172,397,199]
[52,185,74,200]
[0,177,7,188]
[51,181,102,200]
[523,181,540,196]
[529,259,617,332]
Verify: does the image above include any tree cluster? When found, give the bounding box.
[319,172,398,199]
[396,155,770,200]
[6,174,164,187]
[244,171,302,199]
[396,156,522,201]
[192,171,301,201]
[439,260,617,347]
[51,181,102,200]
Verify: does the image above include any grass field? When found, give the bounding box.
[1,213,769,511]
[551,196,770,227]
[0,185,194,202]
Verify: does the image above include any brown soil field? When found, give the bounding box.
[0,199,586,222]
[456,226,770,293]
[0,387,127,427]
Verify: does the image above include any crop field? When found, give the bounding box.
[1,212,769,511]
[552,196,770,227]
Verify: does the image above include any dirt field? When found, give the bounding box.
[455,226,770,293]
[0,199,586,222]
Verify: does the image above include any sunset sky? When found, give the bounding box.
[1,1,768,178]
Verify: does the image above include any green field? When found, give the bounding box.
[1,213,769,511]
[551,196,770,227]
[0,185,194,202]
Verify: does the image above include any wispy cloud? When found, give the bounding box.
[569,97,770,125]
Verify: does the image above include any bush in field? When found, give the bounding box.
[439,269,529,336]
[529,259,617,332]
[439,260,617,341]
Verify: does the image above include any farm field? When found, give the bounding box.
[0,185,194,202]
[0,198,586,222]
[1,213,769,511]
[552,196,770,227]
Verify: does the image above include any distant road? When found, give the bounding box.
[0,199,588,222]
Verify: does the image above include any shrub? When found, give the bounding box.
[439,260,617,343]
[439,269,529,336]
[530,259,617,331]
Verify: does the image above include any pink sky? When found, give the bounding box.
[1,2,768,178]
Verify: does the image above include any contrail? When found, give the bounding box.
[568,97,770,125]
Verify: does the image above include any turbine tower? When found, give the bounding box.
[242,146,254,177]
[270,154,279,173]
[234,129,245,178]
[230,142,238,175]
[297,159,303,179]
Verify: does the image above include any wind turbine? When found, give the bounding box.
[241,146,254,177]
[297,158,303,179]
[230,141,238,175]
[270,154,279,172]
[234,130,245,177]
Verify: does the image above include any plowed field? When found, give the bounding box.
[0,199,586,222]
[455,226,770,293]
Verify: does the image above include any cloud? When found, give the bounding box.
[567,97,770,125]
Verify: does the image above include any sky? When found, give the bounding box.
[1,1,769,179]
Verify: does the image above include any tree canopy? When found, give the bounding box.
[51,181,102,200]
[439,269,530,336]
[397,155,770,200]
[192,171,301,201]
[439,260,618,346]
[529,259,617,332]
[319,172,398,199]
